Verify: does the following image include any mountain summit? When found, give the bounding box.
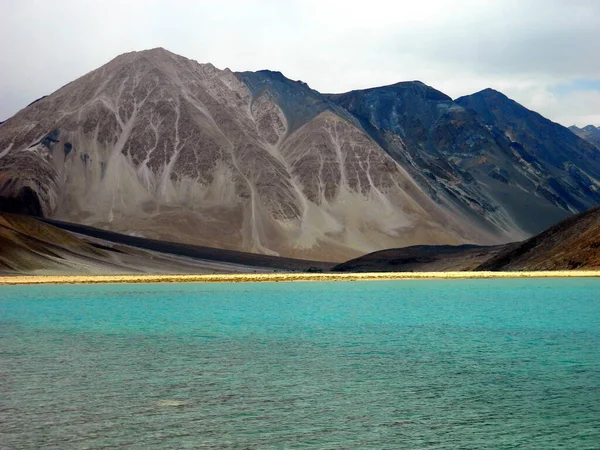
[569,124,600,149]
[1,49,599,261]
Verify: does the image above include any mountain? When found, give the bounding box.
[569,125,600,149]
[455,90,600,214]
[1,48,599,262]
[0,48,488,262]
[476,206,600,271]
[327,83,600,236]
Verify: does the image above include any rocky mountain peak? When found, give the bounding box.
[329,80,452,103]
[570,124,600,149]
[472,87,506,98]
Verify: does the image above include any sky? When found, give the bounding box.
[1,0,599,126]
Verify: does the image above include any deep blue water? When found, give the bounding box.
[1,279,599,449]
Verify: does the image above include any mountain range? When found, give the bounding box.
[569,125,600,149]
[1,48,599,262]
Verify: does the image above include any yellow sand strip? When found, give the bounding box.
[0,271,599,285]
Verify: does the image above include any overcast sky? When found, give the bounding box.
[1,0,599,126]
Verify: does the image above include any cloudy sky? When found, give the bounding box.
[1,0,599,126]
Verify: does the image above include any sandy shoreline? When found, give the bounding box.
[1,271,599,285]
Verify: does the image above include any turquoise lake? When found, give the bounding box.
[1,279,599,449]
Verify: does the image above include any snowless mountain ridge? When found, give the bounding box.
[569,125,600,150]
[1,48,599,262]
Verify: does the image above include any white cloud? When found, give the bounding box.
[534,89,600,127]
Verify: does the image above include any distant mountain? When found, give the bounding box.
[328,83,600,236]
[569,124,600,149]
[455,89,600,214]
[1,48,599,262]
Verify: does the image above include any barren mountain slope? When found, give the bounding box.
[0,49,505,262]
[476,206,600,271]
[456,90,600,217]
[329,84,600,236]
[0,213,271,275]
[332,244,505,273]
[332,205,600,273]
[1,213,335,275]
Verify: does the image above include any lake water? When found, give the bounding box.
[1,279,599,449]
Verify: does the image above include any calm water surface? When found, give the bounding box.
[1,279,599,449]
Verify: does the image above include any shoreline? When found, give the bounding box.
[1,271,599,285]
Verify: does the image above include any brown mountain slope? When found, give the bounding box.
[332,206,600,272]
[0,213,106,273]
[0,213,324,275]
[3,207,599,275]
[475,206,600,271]
[331,244,505,272]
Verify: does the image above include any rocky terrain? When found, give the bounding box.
[475,206,600,271]
[332,244,504,272]
[3,207,598,275]
[1,48,599,262]
[0,213,330,275]
[569,125,600,150]
[332,206,600,272]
